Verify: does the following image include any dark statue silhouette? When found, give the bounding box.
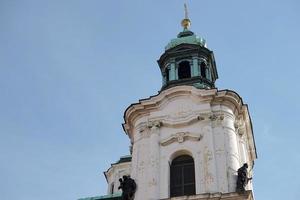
[118,175,136,200]
[236,163,252,193]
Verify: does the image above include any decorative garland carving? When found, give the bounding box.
[160,132,202,146]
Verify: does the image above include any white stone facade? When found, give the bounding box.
[122,86,256,200]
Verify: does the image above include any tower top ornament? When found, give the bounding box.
[181,3,191,30]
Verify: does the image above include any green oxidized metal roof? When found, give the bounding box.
[165,29,206,50]
[78,192,122,200]
[115,155,131,164]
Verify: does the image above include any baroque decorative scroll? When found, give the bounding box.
[160,132,202,146]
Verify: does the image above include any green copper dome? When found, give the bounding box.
[165,3,206,51]
[165,30,206,50]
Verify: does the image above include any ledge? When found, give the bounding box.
[160,190,253,200]
[78,192,121,200]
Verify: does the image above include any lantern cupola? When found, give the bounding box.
[158,4,218,91]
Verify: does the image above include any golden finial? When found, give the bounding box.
[181,3,191,30]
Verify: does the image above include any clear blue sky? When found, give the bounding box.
[0,0,299,199]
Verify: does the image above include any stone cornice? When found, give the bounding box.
[123,86,246,136]
[160,190,254,200]
[123,86,214,136]
[158,44,212,69]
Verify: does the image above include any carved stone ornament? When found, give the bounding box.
[209,114,218,121]
[197,115,206,121]
[209,113,224,121]
[160,132,202,146]
[147,120,162,129]
[234,116,246,136]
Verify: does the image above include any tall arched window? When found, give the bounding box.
[165,67,170,81]
[170,155,196,197]
[178,61,191,79]
[200,62,207,78]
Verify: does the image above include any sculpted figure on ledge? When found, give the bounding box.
[118,175,136,200]
[236,163,252,193]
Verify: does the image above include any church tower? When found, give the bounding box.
[80,5,257,200]
[121,5,257,200]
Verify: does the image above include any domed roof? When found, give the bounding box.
[165,30,206,50]
[165,4,206,50]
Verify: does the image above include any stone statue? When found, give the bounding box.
[118,175,136,200]
[236,163,252,193]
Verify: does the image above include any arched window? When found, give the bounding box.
[178,61,191,79]
[200,62,207,78]
[170,155,195,197]
[165,67,170,81]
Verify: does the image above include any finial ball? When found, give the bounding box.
[181,18,191,29]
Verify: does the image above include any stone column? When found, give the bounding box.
[223,117,240,192]
[131,125,150,200]
[235,117,247,165]
[159,155,169,199]
[147,121,161,200]
[202,123,218,193]
[239,136,247,165]
[212,114,228,193]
